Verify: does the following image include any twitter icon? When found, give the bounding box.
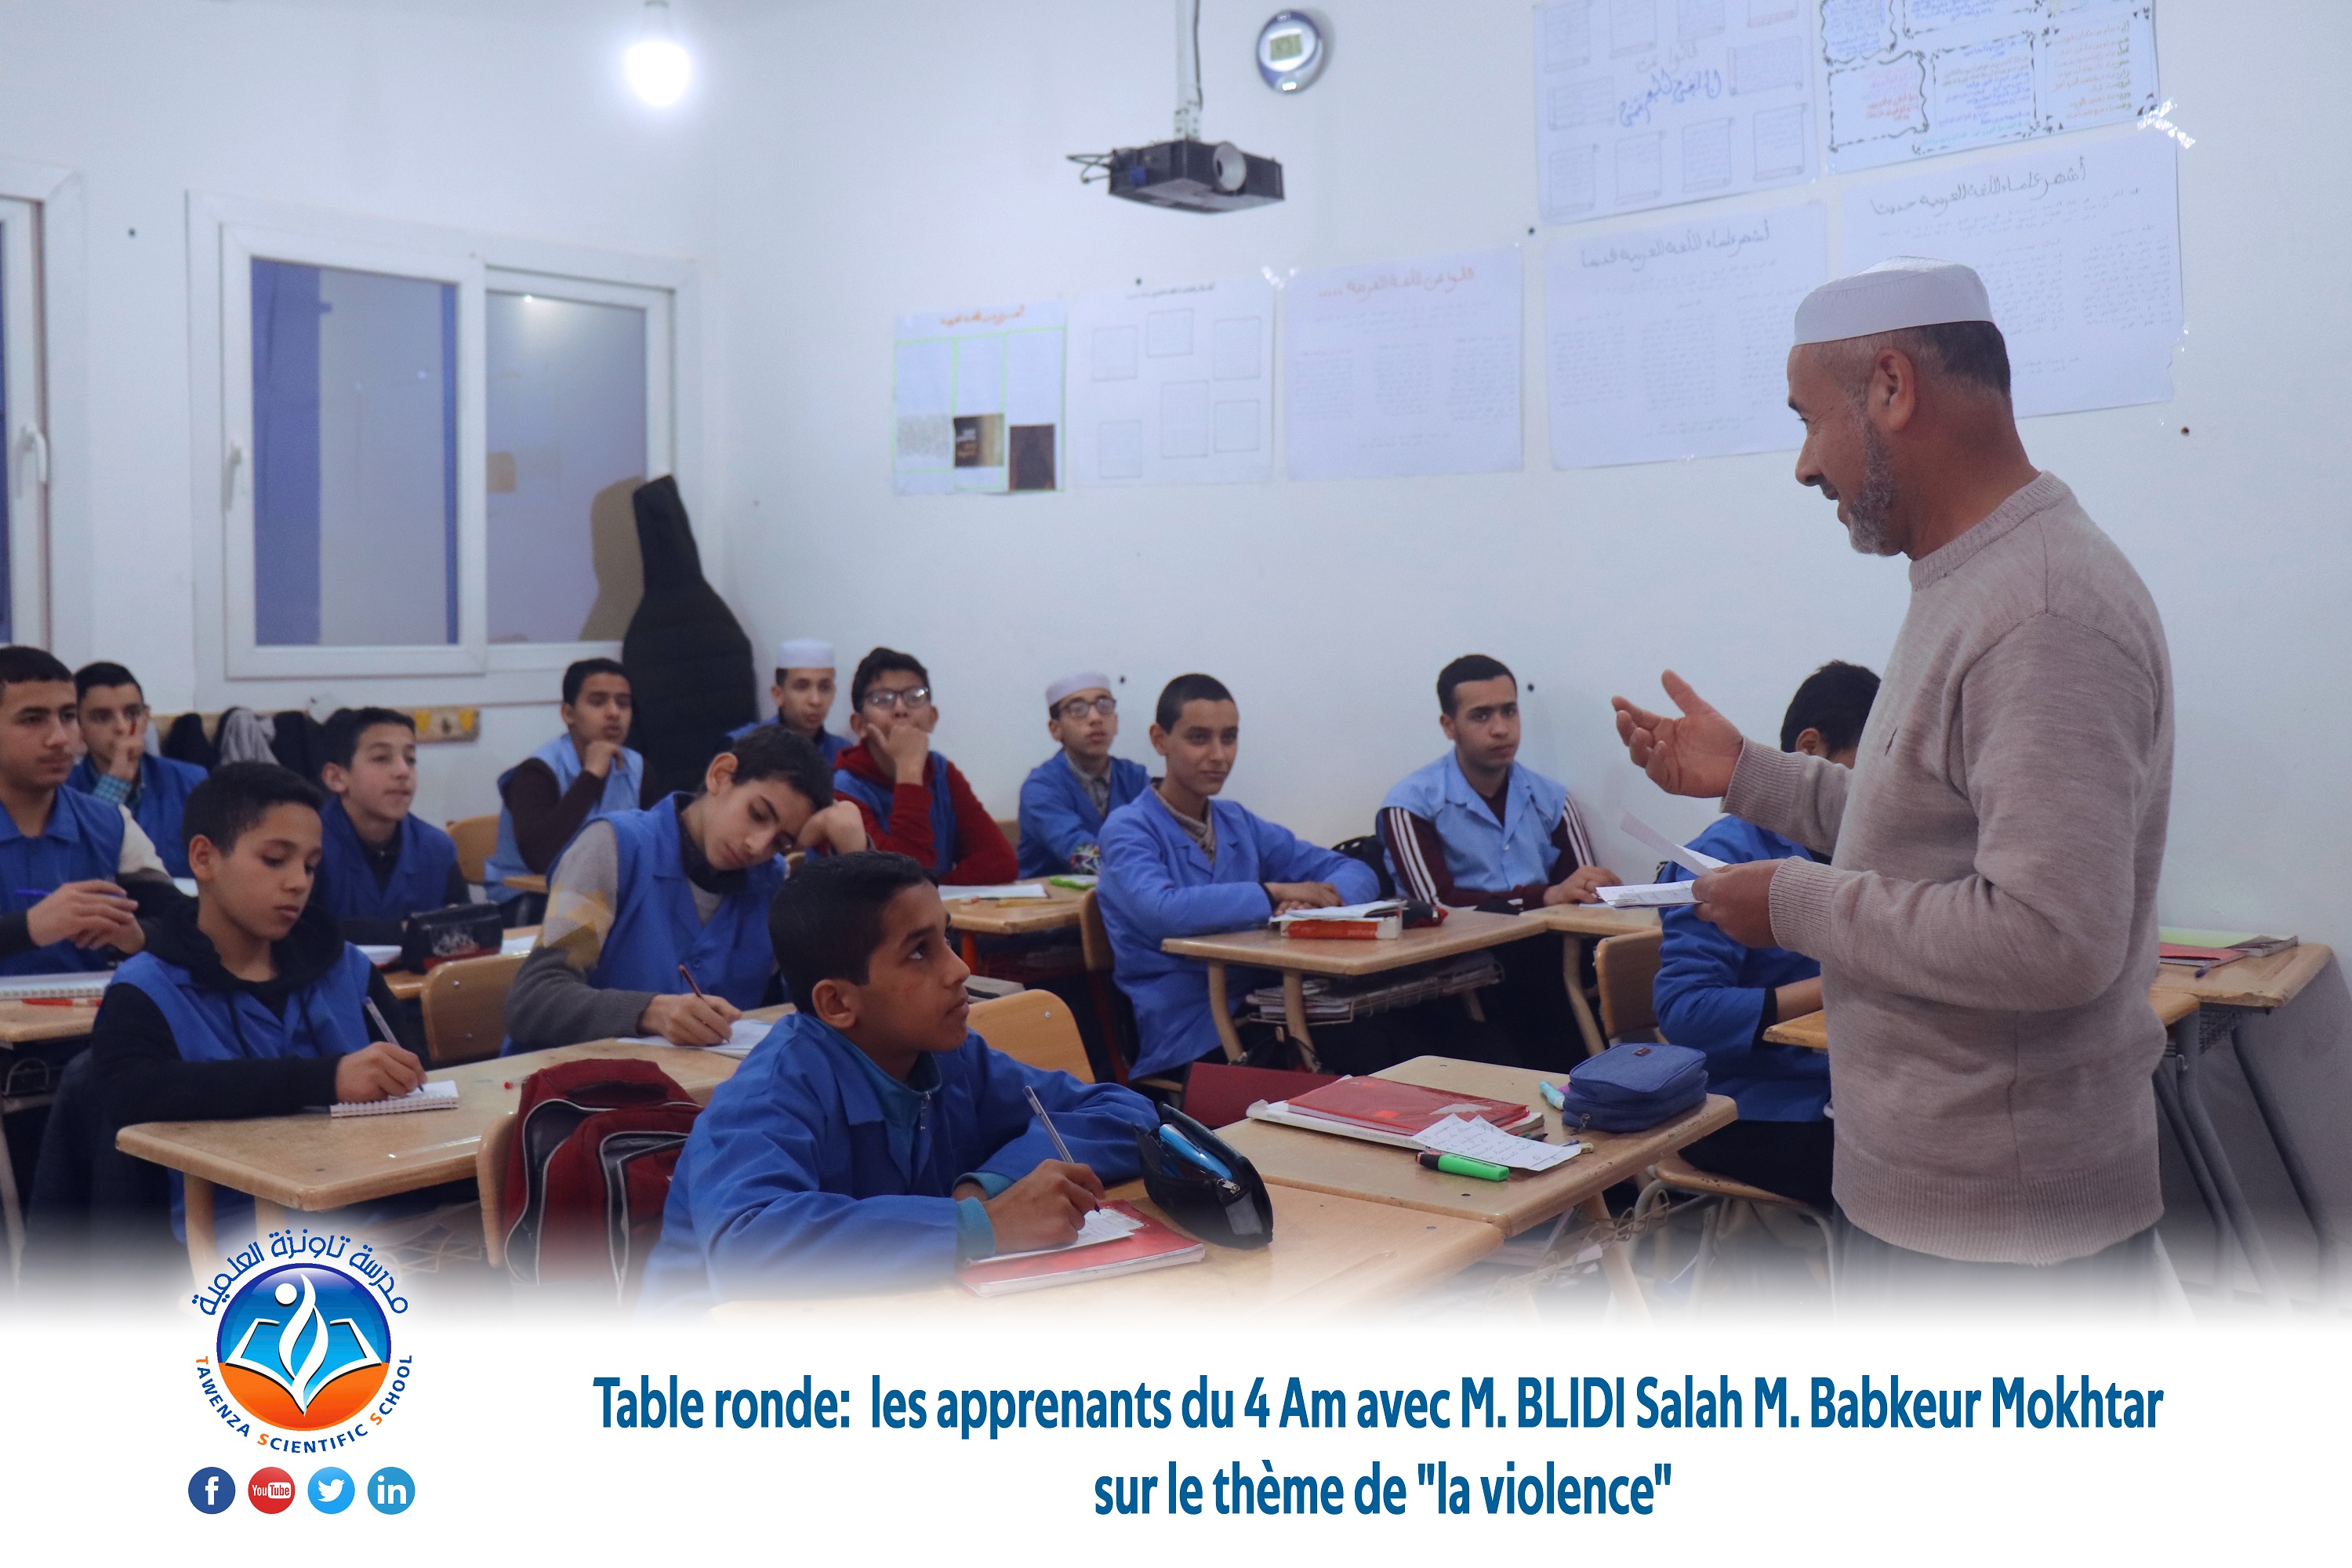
[309,1467,355,1515]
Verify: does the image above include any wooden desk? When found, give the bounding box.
[1763,986,2203,1050]
[381,926,540,1004]
[710,1181,1501,1323]
[0,997,104,1046]
[118,1008,787,1279]
[1160,910,1550,1070]
[2151,943,2332,1012]
[1532,904,1660,1057]
[942,884,1086,968]
[502,873,549,897]
[1217,1054,1736,1319]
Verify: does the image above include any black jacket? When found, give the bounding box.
[621,476,757,804]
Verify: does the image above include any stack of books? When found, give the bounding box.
[2158,928,2298,979]
[1243,951,1502,1026]
[1246,1075,1544,1149]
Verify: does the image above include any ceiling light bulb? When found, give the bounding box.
[626,1,691,107]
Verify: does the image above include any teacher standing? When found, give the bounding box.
[1613,258,2175,1305]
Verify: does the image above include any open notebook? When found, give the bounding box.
[324,1081,459,1118]
[0,971,115,1002]
[619,1018,776,1058]
[956,1201,1203,1296]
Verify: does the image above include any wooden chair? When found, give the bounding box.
[968,989,1093,1082]
[419,952,527,1067]
[477,1110,517,1268]
[993,817,1022,857]
[1594,927,1664,1047]
[445,813,499,889]
[1077,888,1138,1086]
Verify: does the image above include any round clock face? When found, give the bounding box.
[1257,12,1325,93]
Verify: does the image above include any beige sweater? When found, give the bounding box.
[1728,472,2174,1264]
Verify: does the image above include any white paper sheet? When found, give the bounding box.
[1618,810,1729,877]
[939,884,1048,902]
[1069,277,1274,487]
[1414,1113,1582,1171]
[1284,249,1523,481]
[1598,880,1699,909]
[1534,0,1818,226]
[328,1080,460,1118]
[621,1018,776,1058]
[500,932,539,956]
[892,300,1066,495]
[985,1206,1146,1264]
[1839,132,2182,416]
[1821,0,2158,173]
[1546,204,1826,467]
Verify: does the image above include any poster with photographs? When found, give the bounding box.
[892,299,1065,494]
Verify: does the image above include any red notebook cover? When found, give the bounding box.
[956,1201,1206,1297]
[1283,1076,1541,1138]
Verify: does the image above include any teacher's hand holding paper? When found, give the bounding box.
[1610,671,1745,798]
[1690,862,1780,947]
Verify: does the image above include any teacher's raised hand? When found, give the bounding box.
[1610,671,1745,799]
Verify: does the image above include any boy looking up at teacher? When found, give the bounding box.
[484,657,643,906]
[1017,670,1148,877]
[830,647,1016,886]
[65,660,209,880]
[638,850,1155,1308]
[310,707,467,946]
[730,637,851,768]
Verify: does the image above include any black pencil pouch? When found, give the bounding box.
[398,903,506,971]
[1134,1105,1275,1250]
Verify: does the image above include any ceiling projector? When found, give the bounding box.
[1069,2,1286,215]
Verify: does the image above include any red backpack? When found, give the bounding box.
[502,1058,702,1306]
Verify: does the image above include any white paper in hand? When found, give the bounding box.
[1618,810,1727,877]
[1414,1113,1581,1171]
[986,1206,1145,1263]
[1599,881,1697,909]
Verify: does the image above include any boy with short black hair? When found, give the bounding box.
[1652,660,1880,1211]
[1097,674,1380,1080]
[310,707,467,944]
[637,850,1155,1308]
[0,646,183,975]
[89,762,422,1238]
[484,657,643,903]
[1017,670,1149,877]
[728,638,851,767]
[830,647,1017,886]
[502,725,869,1054]
[66,661,209,880]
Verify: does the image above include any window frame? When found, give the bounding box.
[0,194,45,648]
[188,194,696,708]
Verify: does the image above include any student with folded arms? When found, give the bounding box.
[483,657,643,905]
[638,850,1156,1308]
[501,726,867,1054]
[0,646,184,975]
[830,647,1016,886]
[1651,660,1878,1211]
[310,707,467,946]
[65,661,209,880]
[1017,670,1149,877]
[1098,674,1378,1080]
[728,637,851,767]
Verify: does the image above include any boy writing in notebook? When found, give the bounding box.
[1097,674,1379,1080]
[310,707,467,945]
[729,638,851,767]
[1017,670,1149,877]
[637,850,1155,1307]
[65,660,209,880]
[89,763,423,1240]
[830,647,1017,886]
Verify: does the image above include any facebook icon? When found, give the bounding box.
[188,1467,236,1514]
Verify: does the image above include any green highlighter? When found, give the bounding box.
[1417,1149,1511,1182]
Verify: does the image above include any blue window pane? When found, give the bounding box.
[0,234,13,644]
[252,260,456,647]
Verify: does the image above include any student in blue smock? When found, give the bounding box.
[499,726,869,1054]
[64,661,209,880]
[0,647,185,976]
[485,657,644,907]
[310,708,466,946]
[726,637,851,767]
[638,850,1156,1309]
[89,764,424,1241]
[1097,674,1380,1080]
[1653,659,1879,1211]
[1017,670,1149,877]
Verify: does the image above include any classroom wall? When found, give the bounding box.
[703,0,2351,954]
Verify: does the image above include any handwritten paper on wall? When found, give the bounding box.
[1821,0,2159,173]
[1534,0,1818,226]
[1840,132,2180,416]
[1283,249,1523,482]
[1067,277,1275,488]
[1547,205,1827,468]
[892,301,1065,495]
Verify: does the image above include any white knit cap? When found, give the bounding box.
[775,638,834,670]
[1045,670,1112,709]
[1792,256,1994,347]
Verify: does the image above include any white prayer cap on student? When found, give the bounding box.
[775,638,834,670]
[1046,670,1112,709]
[1792,256,1994,347]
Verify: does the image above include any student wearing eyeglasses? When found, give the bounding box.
[1015,671,1149,877]
[830,648,1017,886]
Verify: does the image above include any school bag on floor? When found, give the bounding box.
[502,1058,701,1306]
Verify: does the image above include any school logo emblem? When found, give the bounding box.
[215,1264,391,1431]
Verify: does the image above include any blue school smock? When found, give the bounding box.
[832,754,963,878]
[0,789,128,975]
[64,753,206,879]
[637,1011,1156,1309]
[1017,752,1150,877]
[483,734,643,899]
[115,943,374,1238]
[1653,815,1829,1123]
[311,798,461,926]
[1379,753,1570,898]
[499,794,785,1055]
[1097,793,1380,1078]
[727,720,850,767]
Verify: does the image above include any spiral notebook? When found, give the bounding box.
[327,1081,460,1118]
[0,971,114,1002]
